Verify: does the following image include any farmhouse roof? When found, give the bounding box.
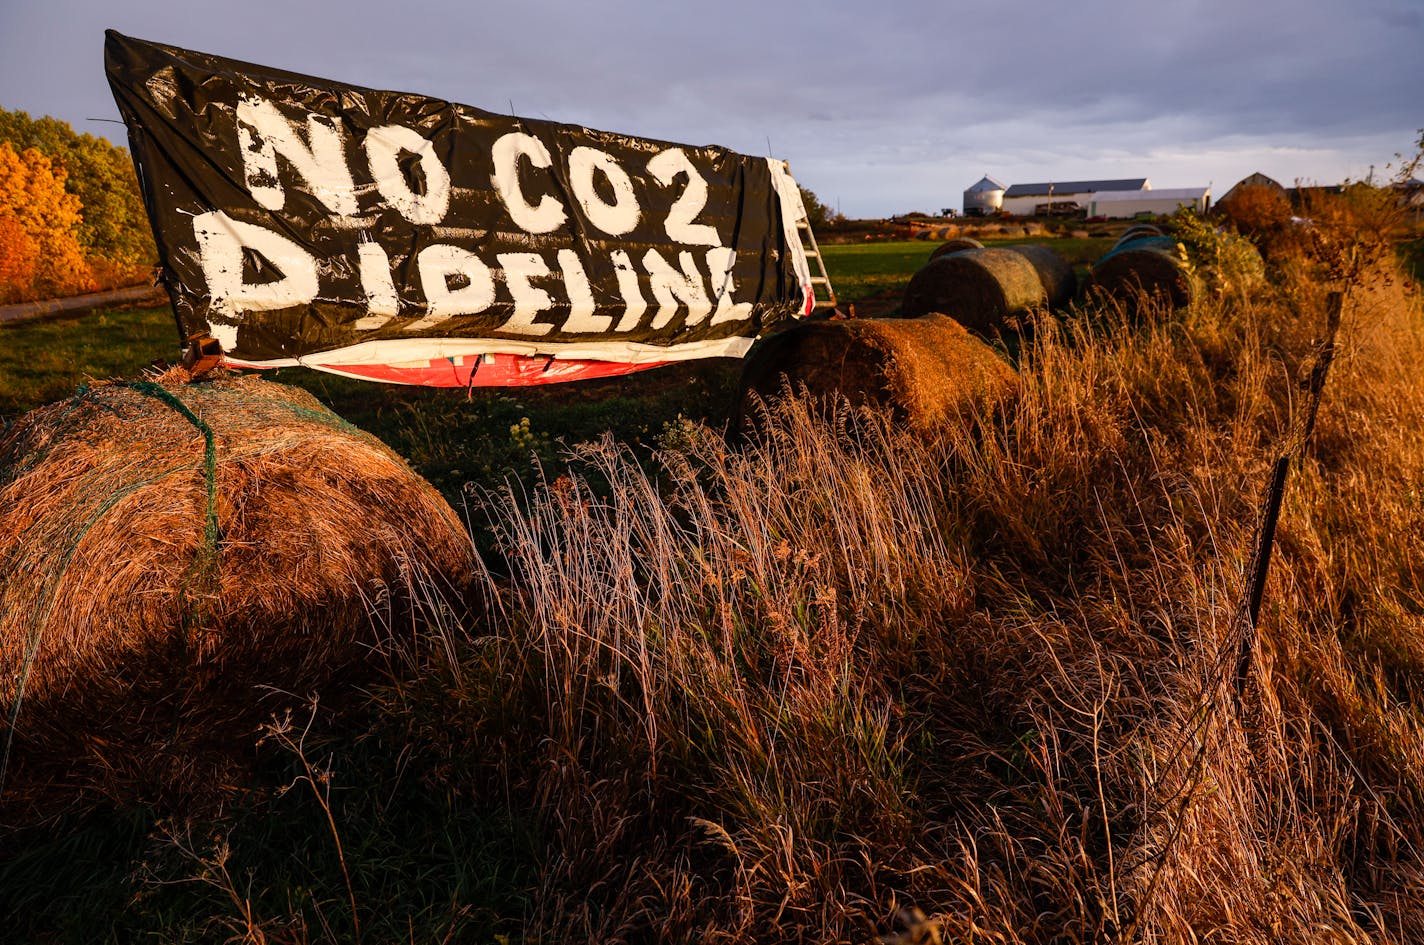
[1003,178,1147,197]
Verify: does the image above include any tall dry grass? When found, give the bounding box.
[355,221,1424,943]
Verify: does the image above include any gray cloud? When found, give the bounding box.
[1,0,1417,216]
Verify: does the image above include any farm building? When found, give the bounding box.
[999,178,1148,216]
[1219,172,1286,206]
[1086,186,1211,219]
[963,175,1006,216]
[1396,178,1424,209]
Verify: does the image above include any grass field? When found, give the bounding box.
[0,306,745,500]
[0,233,1116,480]
[7,208,1424,943]
[819,235,1116,309]
[0,238,971,499]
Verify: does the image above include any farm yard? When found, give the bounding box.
[6,176,1424,943]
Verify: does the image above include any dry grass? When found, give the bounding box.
[8,200,1424,944]
[380,224,1424,942]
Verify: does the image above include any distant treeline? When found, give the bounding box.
[0,108,156,304]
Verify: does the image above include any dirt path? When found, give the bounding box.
[0,285,166,327]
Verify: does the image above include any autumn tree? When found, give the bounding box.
[0,212,37,298]
[0,141,94,303]
[0,108,154,284]
[1216,183,1293,238]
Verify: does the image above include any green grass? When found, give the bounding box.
[819,240,939,302]
[821,236,1117,307]
[1399,234,1424,283]
[0,303,182,420]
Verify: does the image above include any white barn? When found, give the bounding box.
[999,178,1148,216]
[1086,186,1211,219]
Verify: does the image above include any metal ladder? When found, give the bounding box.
[796,218,837,312]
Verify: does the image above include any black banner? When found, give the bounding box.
[104,31,814,385]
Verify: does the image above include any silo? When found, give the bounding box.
[963,175,1006,217]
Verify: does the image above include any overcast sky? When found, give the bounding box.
[1,0,1418,218]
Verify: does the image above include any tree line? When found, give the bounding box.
[0,108,156,304]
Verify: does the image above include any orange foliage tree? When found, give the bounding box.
[1215,184,1304,262]
[0,109,155,288]
[0,142,94,303]
[0,213,37,296]
[1217,184,1293,238]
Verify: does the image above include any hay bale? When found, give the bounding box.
[1100,234,1186,263]
[0,372,474,811]
[901,247,1045,335]
[736,313,1017,433]
[1116,224,1165,246]
[1089,243,1199,310]
[1001,243,1076,306]
[928,236,984,262]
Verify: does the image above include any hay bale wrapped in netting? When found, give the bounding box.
[929,236,984,262]
[1088,238,1200,311]
[0,372,474,806]
[1103,234,1181,257]
[900,247,1046,335]
[1002,243,1076,306]
[735,313,1017,434]
[1115,224,1165,246]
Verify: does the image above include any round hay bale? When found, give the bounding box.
[736,314,1017,434]
[1089,245,1199,311]
[0,372,474,811]
[1001,243,1076,307]
[901,246,1046,335]
[928,236,984,262]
